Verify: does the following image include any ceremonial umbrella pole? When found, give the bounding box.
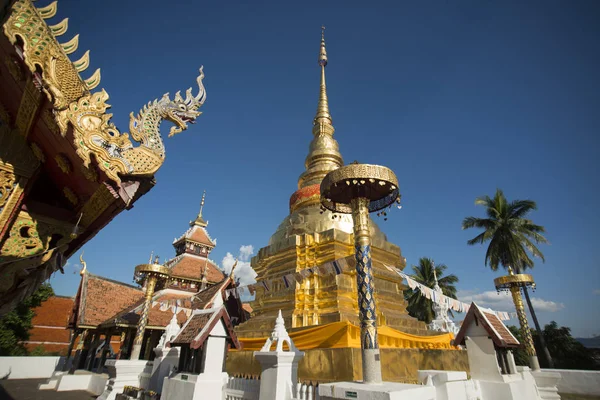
[494,267,540,370]
[130,257,170,360]
[320,162,400,384]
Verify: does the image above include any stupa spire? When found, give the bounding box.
[191,191,208,227]
[297,27,343,190]
[314,26,331,124]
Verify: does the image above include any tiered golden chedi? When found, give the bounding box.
[235,31,427,339]
[229,30,468,383]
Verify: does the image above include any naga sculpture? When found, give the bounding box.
[55,68,206,185]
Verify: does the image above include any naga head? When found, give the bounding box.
[159,67,207,137]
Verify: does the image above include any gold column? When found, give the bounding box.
[350,197,382,383]
[130,274,157,360]
[495,269,540,371]
[510,285,540,370]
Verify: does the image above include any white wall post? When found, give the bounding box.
[254,310,304,400]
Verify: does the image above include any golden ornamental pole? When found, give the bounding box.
[130,262,170,360]
[321,162,400,384]
[130,274,157,360]
[351,197,381,383]
[494,268,540,371]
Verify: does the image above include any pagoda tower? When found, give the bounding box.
[164,191,224,290]
[236,29,427,338]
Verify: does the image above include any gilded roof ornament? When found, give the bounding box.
[191,190,208,227]
[79,252,87,276]
[55,68,207,185]
[37,1,57,19]
[60,34,79,55]
[49,18,68,36]
[84,68,101,90]
[297,27,343,190]
[73,51,90,72]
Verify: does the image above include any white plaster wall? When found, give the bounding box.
[204,336,226,376]
[55,373,108,395]
[0,356,63,379]
[160,374,197,400]
[465,337,502,382]
[202,321,226,377]
[546,369,600,397]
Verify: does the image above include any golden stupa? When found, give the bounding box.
[228,29,468,383]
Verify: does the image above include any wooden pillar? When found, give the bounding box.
[70,328,88,373]
[64,329,80,371]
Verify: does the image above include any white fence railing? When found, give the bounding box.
[224,376,260,400]
[294,382,319,400]
[223,376,320,400]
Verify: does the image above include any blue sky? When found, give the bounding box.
[44,0,599,337]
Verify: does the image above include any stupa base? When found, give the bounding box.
[226,347,469,383]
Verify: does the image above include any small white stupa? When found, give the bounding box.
[428,269,459,335]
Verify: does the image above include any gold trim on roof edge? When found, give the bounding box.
[4,0,207,186]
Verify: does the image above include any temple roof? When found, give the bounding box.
[69,272,144,328]
[171,307,240,350]
[173,224,216,248]
[173,191,216,249]
[100,289,192,328]
[453,303,520,348]
[28,296,74,345]
[99,278,234,329]
[165,253,224,283]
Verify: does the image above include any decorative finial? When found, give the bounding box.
[79,251,87,276]
[149,251,154,264]
[297,27,343,189]
[191,191,208,227]
[319,26,327,67]
[154,255,160,264]
[229,258,239,280]
[199,190,206,218]
[508,266,514,275]
[314,26,331,124]
[260,310,301,353]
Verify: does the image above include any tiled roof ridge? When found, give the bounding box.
[86,272,143,291]
[177,253,221,269]
[51,295,75,299]
[473,303,503,339]
[164,253,185,268]
[173,224,216,246]
[474,303,520,345]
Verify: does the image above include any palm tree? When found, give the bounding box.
[462,188,553,368]
[404,257,458,324]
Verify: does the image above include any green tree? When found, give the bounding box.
[404,257,458,324]
[509,322,598,370]
[0,282,54,356]
[462,189,553,368]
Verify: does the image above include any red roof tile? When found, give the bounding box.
[29,327,70,343]
[454,303,520,348]
[32,296,74,328]
[101,290,194,328]
[169,254,224,283]
[78,274,144,326]
[172,312,214,344]
[171,307,240,350]
[174,225,215,247]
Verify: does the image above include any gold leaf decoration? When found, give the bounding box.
[63,187,78,205]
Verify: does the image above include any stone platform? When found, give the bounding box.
[226,347,469,383]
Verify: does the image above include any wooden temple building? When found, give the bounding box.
[62,203,250,371]
[0,0,206,316]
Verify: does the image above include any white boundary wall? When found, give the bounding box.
[0,356,64,379]
[545,369,600,397]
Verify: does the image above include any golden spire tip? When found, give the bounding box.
[199,190,206,218]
